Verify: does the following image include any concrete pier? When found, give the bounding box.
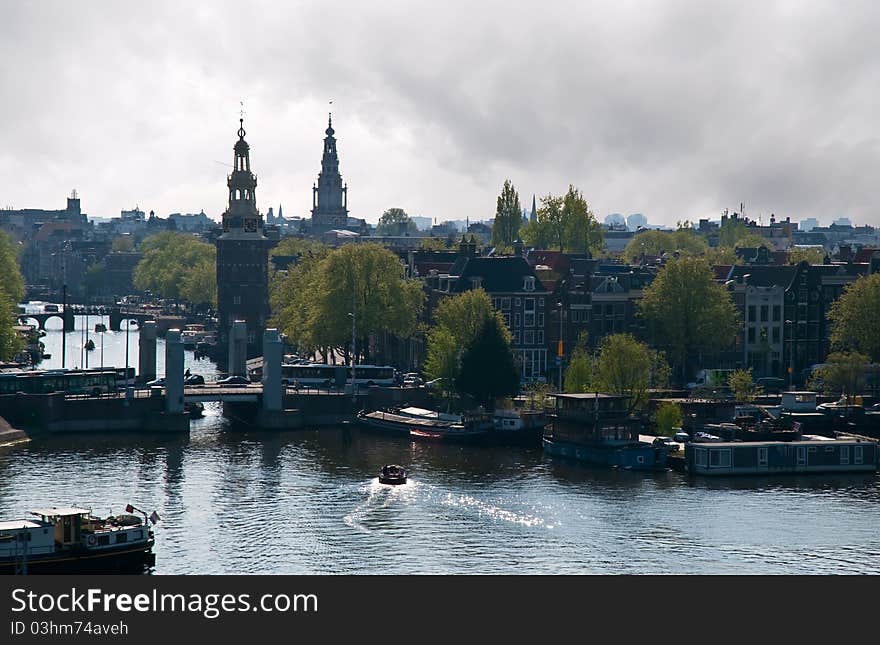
[138,320,157,384]
[165,329,184,414]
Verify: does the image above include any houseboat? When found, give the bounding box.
[490,407,546,446]
[357,406,492,442]
[543,393,668,471]
[685,437,878,476]
[0,506,157,574]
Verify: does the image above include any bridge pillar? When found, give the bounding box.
[63,309,75,332]
[109,310,122,332]
[228,320,248,377]
[138,320,157,384]
[262,328,282,412]
[165,329,184,414]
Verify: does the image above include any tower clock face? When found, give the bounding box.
[245,218,257,232]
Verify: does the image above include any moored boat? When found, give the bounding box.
[491,407,546,446]
[0,505,158,574]
[357,407,492,442]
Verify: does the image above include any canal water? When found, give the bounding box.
[4,305,880,574]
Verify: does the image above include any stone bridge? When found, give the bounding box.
[18,306,185,334]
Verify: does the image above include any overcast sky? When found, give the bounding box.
[2,0,879,227]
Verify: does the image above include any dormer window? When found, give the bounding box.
[470,277,482,289]
[523,276,535,292]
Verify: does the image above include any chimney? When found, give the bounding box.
[513,237,524,257]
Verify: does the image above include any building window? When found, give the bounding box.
[537,330,544,344]
[841,446,850,465]
[116,532,128,544]
[514,313,521,328]
[525,298,535,311]
[233,295,241,305]
[854,446,863,465]
[502,297,511,310]
[773,305,781,321]
[572,310,580,323]
[524,330,534,345]
[760,305,768,322]
[747,327,755,343]
[538,298,544,308]
[504,313,511,328]
[514,331,521,345]
[538,313,544,327]
[525,312,535,327]
[515,297,521,307]
[772,327,780,343]
[523,276,535,291]
[748,305,756,322]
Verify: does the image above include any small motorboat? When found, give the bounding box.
[94,323,107,333]
[378,464,407,485]
[85,339,95,351]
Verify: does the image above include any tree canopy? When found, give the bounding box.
[828,272,880,362]
[520,185,603,255]
[591,333,670,412]
[133,232,216,303]
[491,179,522,248]
[455,315,519,407]
[0,232,24,361]
[809,351,871,400]
[272,243,424,363]
[622,229,708,263]
[376,208,418,236]
[788,247,826,265]
[718,218,774,250]
[729,368,762,402]
[639,256,740,382]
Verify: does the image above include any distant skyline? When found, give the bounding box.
[3,1,880,228]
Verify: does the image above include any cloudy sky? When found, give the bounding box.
[2,0,879,227]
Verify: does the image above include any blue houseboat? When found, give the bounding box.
[543,393,667,471]
[685,438,878,476]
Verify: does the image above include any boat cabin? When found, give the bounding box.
[686,438,878,475]
[549,393,639,445]
[781,391,818,412]
[0,519,55,560]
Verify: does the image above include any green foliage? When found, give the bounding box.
[111,235,134,252]
[0,283,23,361]
[828,273,880,362]
[787,247,826,265]
[133,232,216,302]
[639,256,740,382]
[622,229,708,263]
[523,380,553,411]
[491,179,522,247]
[654,401,683,437]
[729,368,762,402]
[702,246,741,266]
[376,208,418,235]
[83,262,107,299]
[563,350,593,394]
[718,218,773,250]
[809,351,870,399]
[423,327,460,398]
[591,333,670,412]
[270,237,327,259]
[0,230,25,304]
[520,186,603,254]
[419,237,448,251]
[180,260,217,308]
[272,243,424,362]
[455,316,520,407]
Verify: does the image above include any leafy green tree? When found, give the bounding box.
[433,288,510,349]
[0,230,25,304]
[180,260,217,308]
[639,256,740,382]
[520,186,603,254]
[455,315,519,407]
[376,208,418,235]
[828,273,880,361]
[83,262,107,299]
[111,235,134,252]
[718,218,773,250]
[419,237,447,251]
[703,246,741,266]
[272,243,424,363]
[591,333,670,412]
[563,350,593,394]
[491,179,522,247]
[133,232,216,302]
[0,283,23,361]
[654,401,683,437]
[788,247,826,265]
[423,327,460,399]
[729,368,762,402]
[270,236,327,259]
[809,351,870,401]
[623,229,708,263]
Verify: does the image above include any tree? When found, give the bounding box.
[111,235,134,252]
[133,231,215,302]
[729,368,762,402]
[520,186,603,255]
[591,333,670,412]
[0,283,23,362]
[0,230,24,304]
[433,288,510,349]
[809,351,870,401]
[272,243,424,363]
[423,327,460,399]
[788,247,826,265]
[270,236,327,259]
[639,256,740,382]
[491,179,522,247]
[563,349,594,394]
[622,229,707,263]
[718,218,773,250]
[455,315,519,407]
[180,260,217,308]
[419,237,447,251]
[376,208,418,236]
[654,401,683,437]
[828,273,880,362]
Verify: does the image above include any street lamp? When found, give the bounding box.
[348,311,356,402]
[785,319,794,390]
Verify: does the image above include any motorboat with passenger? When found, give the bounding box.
[378,464,407,485]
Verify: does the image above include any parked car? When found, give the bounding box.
[184,374,205,386]
[693,431,723,442]
[871,403,880,411]
[217,375,250,387]
[673,431,690,443]
[146,377,165,387]
[653,436,680,452]
[402,373,423,387]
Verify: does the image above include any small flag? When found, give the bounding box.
[125,504,134,513]
[149,511,161,525]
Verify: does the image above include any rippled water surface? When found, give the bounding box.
[4,316,880,574]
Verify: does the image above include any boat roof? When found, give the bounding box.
[0,519,44,531]
[689,439,872,448]
[30,506,91,517]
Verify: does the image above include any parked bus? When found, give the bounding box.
[0,369,118,396]
[280,364,397,388]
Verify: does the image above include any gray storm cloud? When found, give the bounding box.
[1,0,878,226]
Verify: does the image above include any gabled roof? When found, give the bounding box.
[727,264,798,289]
[449,256,547,293]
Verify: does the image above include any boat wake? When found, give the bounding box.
[343,478,418,533]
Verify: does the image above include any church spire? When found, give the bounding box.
[311,114,349,230]
[221,117,262,236]
[530,194,537,222]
